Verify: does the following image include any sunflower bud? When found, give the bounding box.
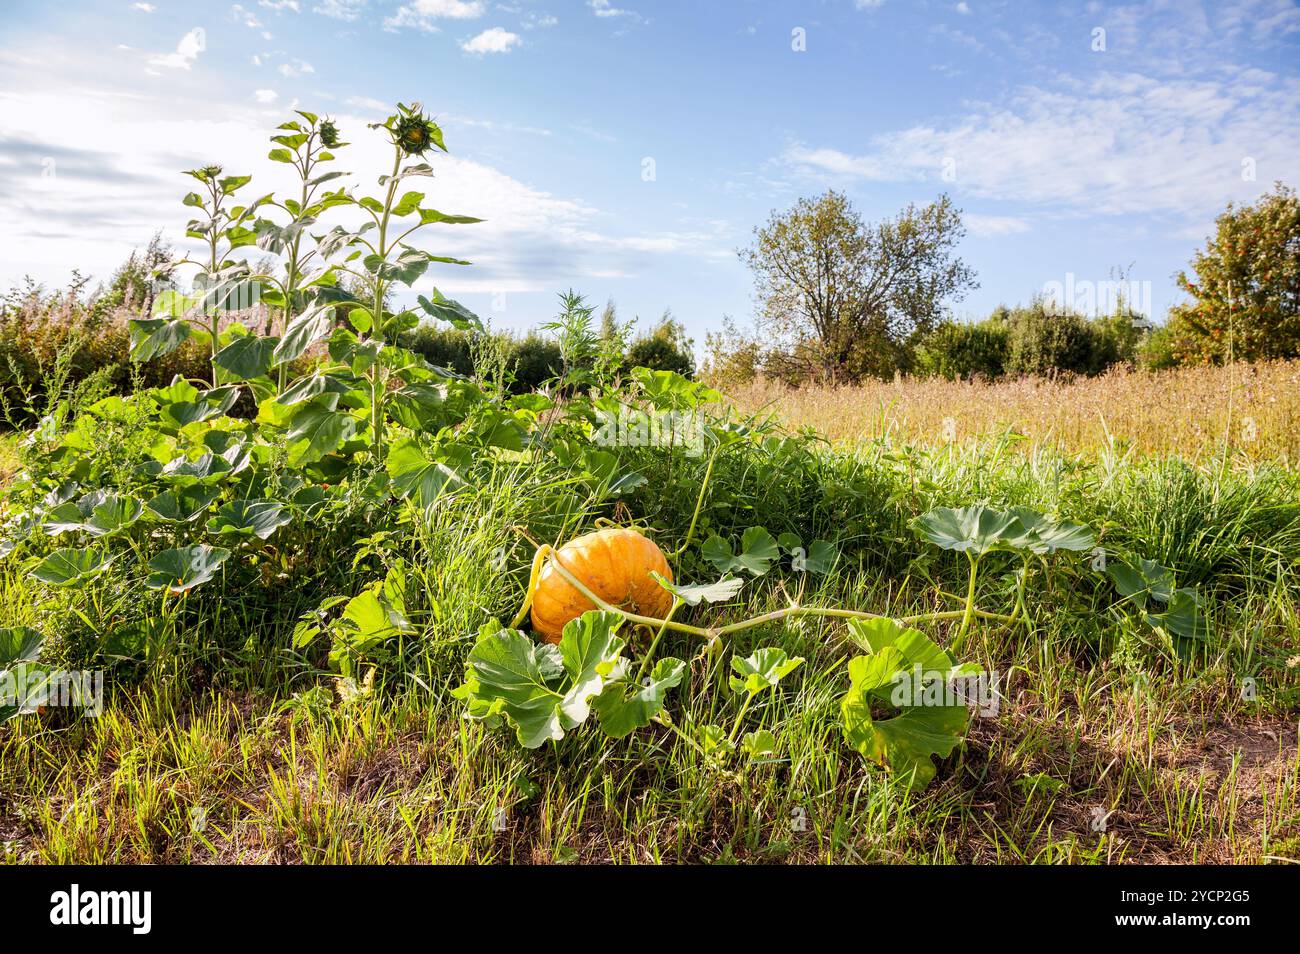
[319,119,340,149]
[391,106,442,157]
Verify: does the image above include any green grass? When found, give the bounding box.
[3,436,1299,865]
[0,433,19,486]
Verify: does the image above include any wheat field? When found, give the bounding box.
[725,361,1300,461]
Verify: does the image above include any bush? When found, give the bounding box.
[624,310,694,378]
[914,313,1010,380]
[1005,301,1110,377]
[701,316,762,388]
[402,325,475,376]
[0,276,212,426]
[626,335,694,377]
[401,325,562,393]
[509,333,564,391]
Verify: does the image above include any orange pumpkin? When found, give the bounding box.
[530,527,674,643]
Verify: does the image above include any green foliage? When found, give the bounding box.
[454,611,629,749]
[1171,182,1300,362]
[1004,301,1114,377]
[5,98,1289,837]
[626,311,695,378]
[914,314,1010,380]
[841,618,973,789]
[0,626,46,725]
[401,325,563,393]
[741,190,977,381]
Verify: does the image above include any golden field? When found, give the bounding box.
[725,360,1300,461]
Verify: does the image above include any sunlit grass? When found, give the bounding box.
[726,361,1300,462]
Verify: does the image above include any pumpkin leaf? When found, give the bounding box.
[651,573,743,606]
[30,548,113,587]
[84,494,144,537]
[841,618,971,790]
[328,568,415,668]
[1107,557,1176,607]
[155,385,239,431]
[159,447,248,487]
[914,504,1025,556]
[42,501,92,536]
[593,656,687,738]
[741,729,778,758]
[701,526,780,577]
[0,627,46,725]
[145,545,230,593]
[1005,507,1096,555]
[386,438,470,507]
[1146,588,1210,642]
[454,610,626,749]
[144,487,219,524]
[206,500,292,541]
[0,627,43,667]
[789,538,838,574]
[729,647,805,697]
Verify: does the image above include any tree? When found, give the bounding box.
[701,315,761,387]
[626,308,695,377]
[1170,182,1300,362]
[739,190,977,382]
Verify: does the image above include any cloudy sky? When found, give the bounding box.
[1,0,1298,338]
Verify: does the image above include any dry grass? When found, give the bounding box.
[725,361,1300,461]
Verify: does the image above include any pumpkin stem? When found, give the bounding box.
[671,442,723,560]
[509,544,552,629]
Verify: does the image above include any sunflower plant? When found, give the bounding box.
[306,101,486,462]
[130,164,268,384]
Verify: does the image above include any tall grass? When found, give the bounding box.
[726,361,1300,461]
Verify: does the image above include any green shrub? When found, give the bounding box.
[626,335,694,377]
[0,278,213,426]
[914,314,1010,380]
[1005,301,1108,377]
[402,324,475,376]
[509,333,564,391]
[401,325,562,393]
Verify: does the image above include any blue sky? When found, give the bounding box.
[1,0,1298,344]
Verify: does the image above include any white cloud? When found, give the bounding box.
[259,0,301,10]
[147,28,206,71]
[954,1,971,13]
[312,0,366,21]
[854,0,885,9]
[386,0,485,32]
[521,11,558,29]
[344,95,390,112]
[277,58,315,77]
[588,0,640,21]
[782,70,1300,219]
[0,43,721,301]
[253,88,278,103]
[964,214,1030,237]
[460,27,522,54]
[231,4,263,29]
[130,3,156,12]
